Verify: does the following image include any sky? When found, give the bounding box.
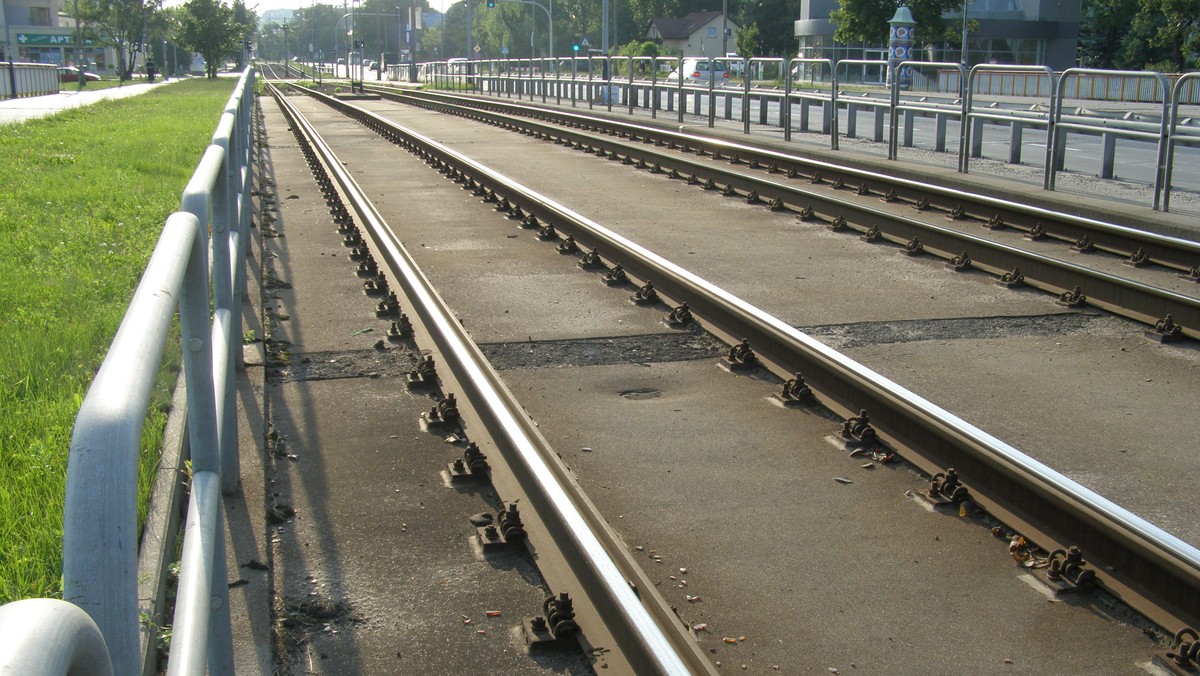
[162,0,454,19]
[239,0,454,16]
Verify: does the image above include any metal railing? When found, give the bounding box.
[1164,72,1200,212]
[1051,68,1170,208]
[431,58,1197,211]
[0,66,256,675]
[0,62,59,99]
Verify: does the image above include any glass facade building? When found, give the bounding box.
[794,0,1081,81]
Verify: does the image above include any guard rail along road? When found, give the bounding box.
[0,66,256,675]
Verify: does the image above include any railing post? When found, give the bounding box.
[1101,131,1117,179]
[1163,72,1200,212]
[63,213,201,676]
[1009,120,1024,164]
[972,117,985,157]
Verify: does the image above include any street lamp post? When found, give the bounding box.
[282,23,291,76]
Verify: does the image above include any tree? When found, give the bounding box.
[179,0,246,77]
[1131,0,1200,70]
[1078,0,1138,68]
[745,0,799,56]
[79,0,161,81]
[829,0,962,49]
[734,22,759,56]
[229,0,257,68]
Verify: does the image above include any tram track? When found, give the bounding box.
[262,81,1200,671]
[268,83,713,674]
[371,85,1200,342]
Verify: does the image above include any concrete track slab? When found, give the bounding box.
[275,96,1164,670]
[839,318,1200,545]
[501,361,1157,674]
[358,100,1072,327]
[224,192,275,674]
[236,99,592,674]
[267,374,589,674]
[287,96,671,345]
[320,100,1200,554]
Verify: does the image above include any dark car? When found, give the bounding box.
[59,66,101,83]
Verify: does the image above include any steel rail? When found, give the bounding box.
[366,87,1200,339]
[387,87,1200,275]
[267,84,711,675]
[291,84,1200,635]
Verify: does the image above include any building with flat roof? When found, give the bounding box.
[794,0,1081,79]
[1,0,115,71]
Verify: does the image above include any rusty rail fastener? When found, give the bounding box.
[928,468,970,504]
[1045,545,1096,594]
[722,338,758,371]
[840,409,877,444]
[632,281,659,305]
[665,303,694,327]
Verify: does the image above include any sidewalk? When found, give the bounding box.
[0,81,165,125]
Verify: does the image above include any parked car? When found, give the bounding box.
[58,66,101,83]
[666,58,729,84]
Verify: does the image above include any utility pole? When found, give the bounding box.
[601,0,608,53]
[960,0,969,67]
[721,0,727,57]
[74,0,85,89]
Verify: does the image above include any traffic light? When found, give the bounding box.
[571,37,580,52]
[486,0,495,6]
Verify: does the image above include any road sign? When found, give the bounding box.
[580,37,590,48]
[474,44,481,54]
[501,46,509,56]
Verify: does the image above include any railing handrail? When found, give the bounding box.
[0,599,115,675]
[0,66,256,676]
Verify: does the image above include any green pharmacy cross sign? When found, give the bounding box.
[17,33,94,46]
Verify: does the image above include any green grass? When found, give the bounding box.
[59,78,128,91]
[0,77,237,604]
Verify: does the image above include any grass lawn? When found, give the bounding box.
[0,77,237,604]
[59,79,134,92]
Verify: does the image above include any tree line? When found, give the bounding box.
[78,0,257,80]
[138,0,1196,74]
